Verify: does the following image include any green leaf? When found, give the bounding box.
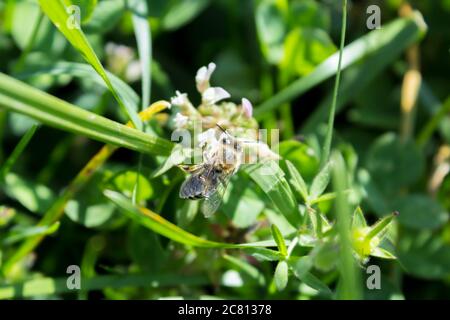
[254,13,426,118]
[3,222,60,245]
[288,256,313,280]
[222,176,264,228]
[365,133,424,194]
[280,27,336,77]
[175,198,199,228]
[289,0,330,30]
[0,73,174,156]
[274,260,289,291]
[271,224,288,256]
[285,160,309,201]
[108,170,154,203]
[309,161,331,202]
[243,161,301,228]
[391,194,448,230]
[398,230,450,280]
[65,170,117,228]
[128,223,167,273]
[11,1,66,56]
[104,190,281,252]
[130,0,151,110]
[38,0,142,129]
[371,247,396,260]
[301,272,333,297]
[0,124,38,181]
[245,247,284,262]
[279,140,319,183]
[255,0,287,64]
[352,207,367,229]
[17,61,140,111]
[313,242,338,272]
[1,173,55,214]
[357,169,391,216]
[161,0,211,31]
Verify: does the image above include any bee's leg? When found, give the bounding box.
[178,164,203,173]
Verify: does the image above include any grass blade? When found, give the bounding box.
[331,151,362,299]
[254,13,426,119]
[0,124,38,181]
[3,222,60,245]
[243,161,301,228]
[17,61,140,111]
[38,0,142,129]
[321,0,347,166]
[130,2,151,110]
[105,190,282,253]
[0,73,173,156]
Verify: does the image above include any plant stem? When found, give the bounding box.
[0,125,38,181]
[321,0,347,167]
[332,151,362,300]
[417,97,450,147]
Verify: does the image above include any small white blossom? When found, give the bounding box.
[202,87,230,105]
[173,112,189,129]
[255,142,280,160]
[125,60,142,82]
[170,90,190,108]
[241,98,253,118]
[196,62,216,93]
[197,128,217,148]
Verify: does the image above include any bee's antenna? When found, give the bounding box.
[216,124,227,133]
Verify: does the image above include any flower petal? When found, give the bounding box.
[196,62,216,93]
[197,128,217,148]
[173,112,189,129]
[241,98,253,118]
[170,90,190,108]
[202,87,230,105]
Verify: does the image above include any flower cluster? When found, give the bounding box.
[169,62,279,164]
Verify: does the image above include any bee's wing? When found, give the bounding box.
[201,171,233,218]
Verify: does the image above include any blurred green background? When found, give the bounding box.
[0,0,449,299]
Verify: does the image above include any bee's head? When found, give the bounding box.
[216,124,242,152]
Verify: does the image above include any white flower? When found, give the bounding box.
[173,112,189,129]
[196,62,216,93]
[197,128,217,148]
[170,90,190,108]
[202,87,230,105]
[255,142,280,160]
[241,98,253,118]
[125,60,142,82]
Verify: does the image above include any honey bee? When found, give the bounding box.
[179,125,243,217]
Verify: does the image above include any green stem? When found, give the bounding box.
[417,96,450,147]
[321,0,347,167]
[0,124,38,181]
[332,151,362,300]
[364,213,396,241]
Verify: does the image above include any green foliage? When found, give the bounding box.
[0,0,448,301]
